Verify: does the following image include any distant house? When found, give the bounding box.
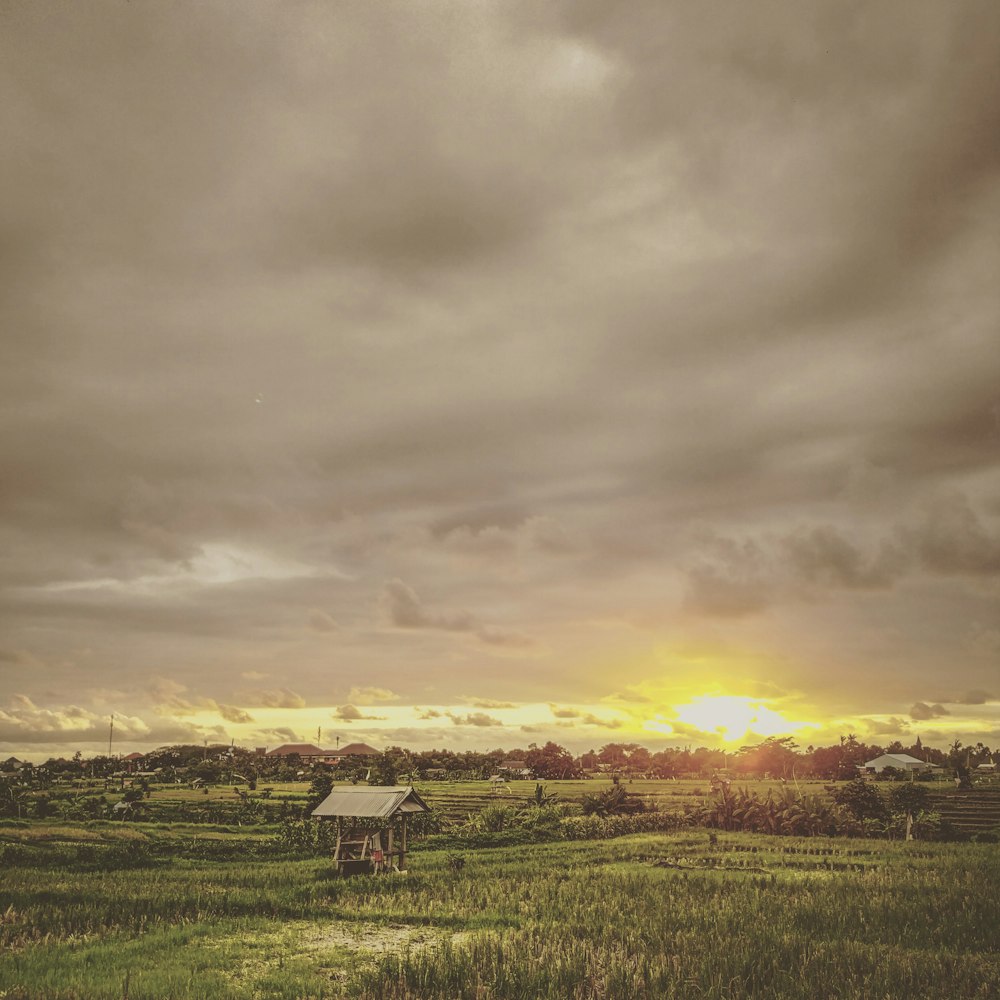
[976,762,997,772]
[263,743,381,765]
[860,753,940,774]
[265,743,329,761]
[498,760,532,778]
[324,743,381,766]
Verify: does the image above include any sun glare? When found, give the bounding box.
[647,694,805,744]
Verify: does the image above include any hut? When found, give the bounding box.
[312,786,431,876]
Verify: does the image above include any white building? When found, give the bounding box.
[860,753,939,773]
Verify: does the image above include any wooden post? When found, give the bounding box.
[400,813,408,871]
[335,817,342,873]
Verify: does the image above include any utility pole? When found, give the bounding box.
[108,714,114,757]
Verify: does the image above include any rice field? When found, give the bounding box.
[2,824,998,999]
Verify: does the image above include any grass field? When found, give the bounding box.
[2,819,999,999]
[2,777,998,998]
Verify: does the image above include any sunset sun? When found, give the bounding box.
[645,694,813,745]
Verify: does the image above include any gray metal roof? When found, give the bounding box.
[311,785,431,819]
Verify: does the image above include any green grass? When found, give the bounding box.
[2,828,998,999]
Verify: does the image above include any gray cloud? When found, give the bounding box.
[333,704,385,723]
[447,712,503,728]
[954,690,994,706]
[347,687,397,704]
[909,702,950,722]
[581,714,624,729]
[1,2,998,751]
[909,495,1000,577]
[239,689,307,710]
[783,527,907,590]
[381,579,477,633]
[380,579,531,647]
[550,706,581,719]
[308,610,338,632]
[219,704,254,725]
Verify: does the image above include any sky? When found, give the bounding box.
[1,1,999,760]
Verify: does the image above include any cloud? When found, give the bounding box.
[1,1,998,748]
[240,688,307,709]
[783,527,907,589]
[0,694,160,745]
[380,579,531,646]
[581,714,624,729]
[465,698,517,710]
[447,712,503,728]
[308,610,338,632]
[415,708,442,720]
[909,702,950,721]
[347,686,398,704]
[909,495,1000,577]
[550,705,580,719]
[333,704,385,722]
[684,564,773,618]
[148,678,218,716]
[863,716,912,737]
[380,579,477,632]
[953,690,994,706]
[476,626,535,648]
[218,704,254,724]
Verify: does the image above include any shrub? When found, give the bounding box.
[831,779,888,823]
[580,785,649,817]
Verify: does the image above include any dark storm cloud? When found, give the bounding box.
[1,2,999,748]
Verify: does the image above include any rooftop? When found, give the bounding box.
[266,743,327,757]
[312,785,430,819]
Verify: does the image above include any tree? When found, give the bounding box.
[889,782,930,817]
[832,778,887,823]
[306,771,334,813]
[733,737,799,778]
[525,742,580,779]
[369,753,398,786]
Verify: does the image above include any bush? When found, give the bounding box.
[272,818,338,856]
[580,785,650,817]
[831,779,888,823]
[888,782,931,816]
[561,811,685,840]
